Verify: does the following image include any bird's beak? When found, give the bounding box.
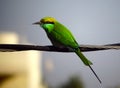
[33,22,41,25]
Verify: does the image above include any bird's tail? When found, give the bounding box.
[75,49,102,84]
[75,49,93,66]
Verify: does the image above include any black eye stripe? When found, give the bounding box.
[45,22,54,24]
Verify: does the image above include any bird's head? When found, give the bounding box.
[33,17,56,33]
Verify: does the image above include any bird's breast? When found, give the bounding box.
[47,34,65,48]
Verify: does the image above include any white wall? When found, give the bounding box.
[0,32,46,88]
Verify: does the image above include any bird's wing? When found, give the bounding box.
[48,22,79,48]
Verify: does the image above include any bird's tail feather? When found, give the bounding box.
[75,49,93,66]
[88,65,102,84]
[75,49,102,84]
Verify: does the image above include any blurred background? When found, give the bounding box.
[0,0,120,88]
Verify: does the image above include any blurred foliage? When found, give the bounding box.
[0,74,13,86]
[58,75,84,88]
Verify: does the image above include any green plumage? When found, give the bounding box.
[40,17,92,66]
[33,16,102,84]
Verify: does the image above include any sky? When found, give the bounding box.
[0,0,120,88]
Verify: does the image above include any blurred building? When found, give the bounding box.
[0,32,46,88]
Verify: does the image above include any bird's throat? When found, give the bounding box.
[41,24,54,33]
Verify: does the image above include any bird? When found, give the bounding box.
[33,16,102,84]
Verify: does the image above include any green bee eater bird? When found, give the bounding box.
[33,16,102,84]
